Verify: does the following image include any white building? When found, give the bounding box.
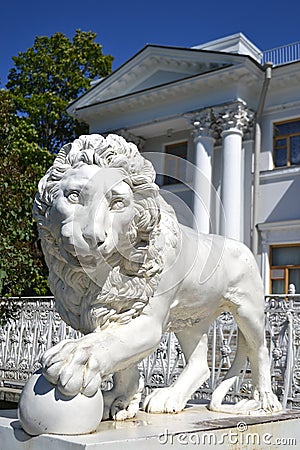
[67,33,300,295]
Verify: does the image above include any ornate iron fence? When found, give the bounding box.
[1,295,300,408]
[0,297,81,402]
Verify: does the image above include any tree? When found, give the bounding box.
[6,30,113,153]
[0,89,54,299]
[0,30,112,305]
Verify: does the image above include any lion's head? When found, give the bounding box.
[33,134,180,333]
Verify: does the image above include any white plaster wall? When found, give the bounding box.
[258,172,300,223]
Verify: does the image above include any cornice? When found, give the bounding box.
[268,61,300,89]
[72,64,261,121]
[258,219,300,232]
[68,46,263,115]
[260,166,300,181]
[70,63,230,114]
[263,100,300,116]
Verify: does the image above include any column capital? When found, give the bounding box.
[185,101,254,142]
[217,101,254,135]
[186,109,217,140]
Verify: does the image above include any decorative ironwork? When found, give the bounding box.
[1,295,300,408]
[0,297,81,399]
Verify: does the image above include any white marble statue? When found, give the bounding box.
[31,134,281,428]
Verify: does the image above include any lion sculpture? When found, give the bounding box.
[33,134,281,421]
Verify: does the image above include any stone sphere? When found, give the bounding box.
[18,370,104,436]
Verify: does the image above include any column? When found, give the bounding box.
[219,102,252,241]
[192,110,216,233]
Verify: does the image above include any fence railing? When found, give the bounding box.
[1,295,300,408]
[262,41,300,66]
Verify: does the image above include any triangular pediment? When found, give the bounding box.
[126,69,197,93]
[123,60,226,95]
[68,44,253,112]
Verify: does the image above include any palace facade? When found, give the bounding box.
[67,33,300,295]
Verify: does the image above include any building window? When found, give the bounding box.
[163,141,188,185]
[270,244,300,294]
[273,119,300,168]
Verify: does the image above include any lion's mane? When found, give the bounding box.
[33,134,180,334]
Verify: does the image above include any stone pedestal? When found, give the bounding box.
[1,402,300,449]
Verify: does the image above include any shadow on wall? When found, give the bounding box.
[260,176,300,223]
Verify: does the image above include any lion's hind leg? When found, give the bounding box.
[210,303,282,415]
[143,322,211,414]
[235,304,282,414]
[103,365,144,421]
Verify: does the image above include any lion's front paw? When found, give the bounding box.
[143,387,186,414]
[41,337,102,397]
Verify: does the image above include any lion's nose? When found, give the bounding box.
[83,226,106,249]
[83,235,105,250]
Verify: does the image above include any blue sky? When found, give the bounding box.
[1,0,300,86]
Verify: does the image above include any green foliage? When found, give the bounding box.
[0,30,113,305]
[6,30,113,153]
[0,89,54,297]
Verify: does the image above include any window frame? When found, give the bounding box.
[163,141,188,186]
[269,243,300,294]
[273,118,300,168]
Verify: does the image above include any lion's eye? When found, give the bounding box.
[110,199,126,211]
[67,191,80,204]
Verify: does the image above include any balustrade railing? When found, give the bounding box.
[1,295,300,408]
[262,41,300,66]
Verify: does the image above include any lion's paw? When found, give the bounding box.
[253,390,282,414]
[209,392,282,415]
[41,337,103,397]
[143,387,186,414]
